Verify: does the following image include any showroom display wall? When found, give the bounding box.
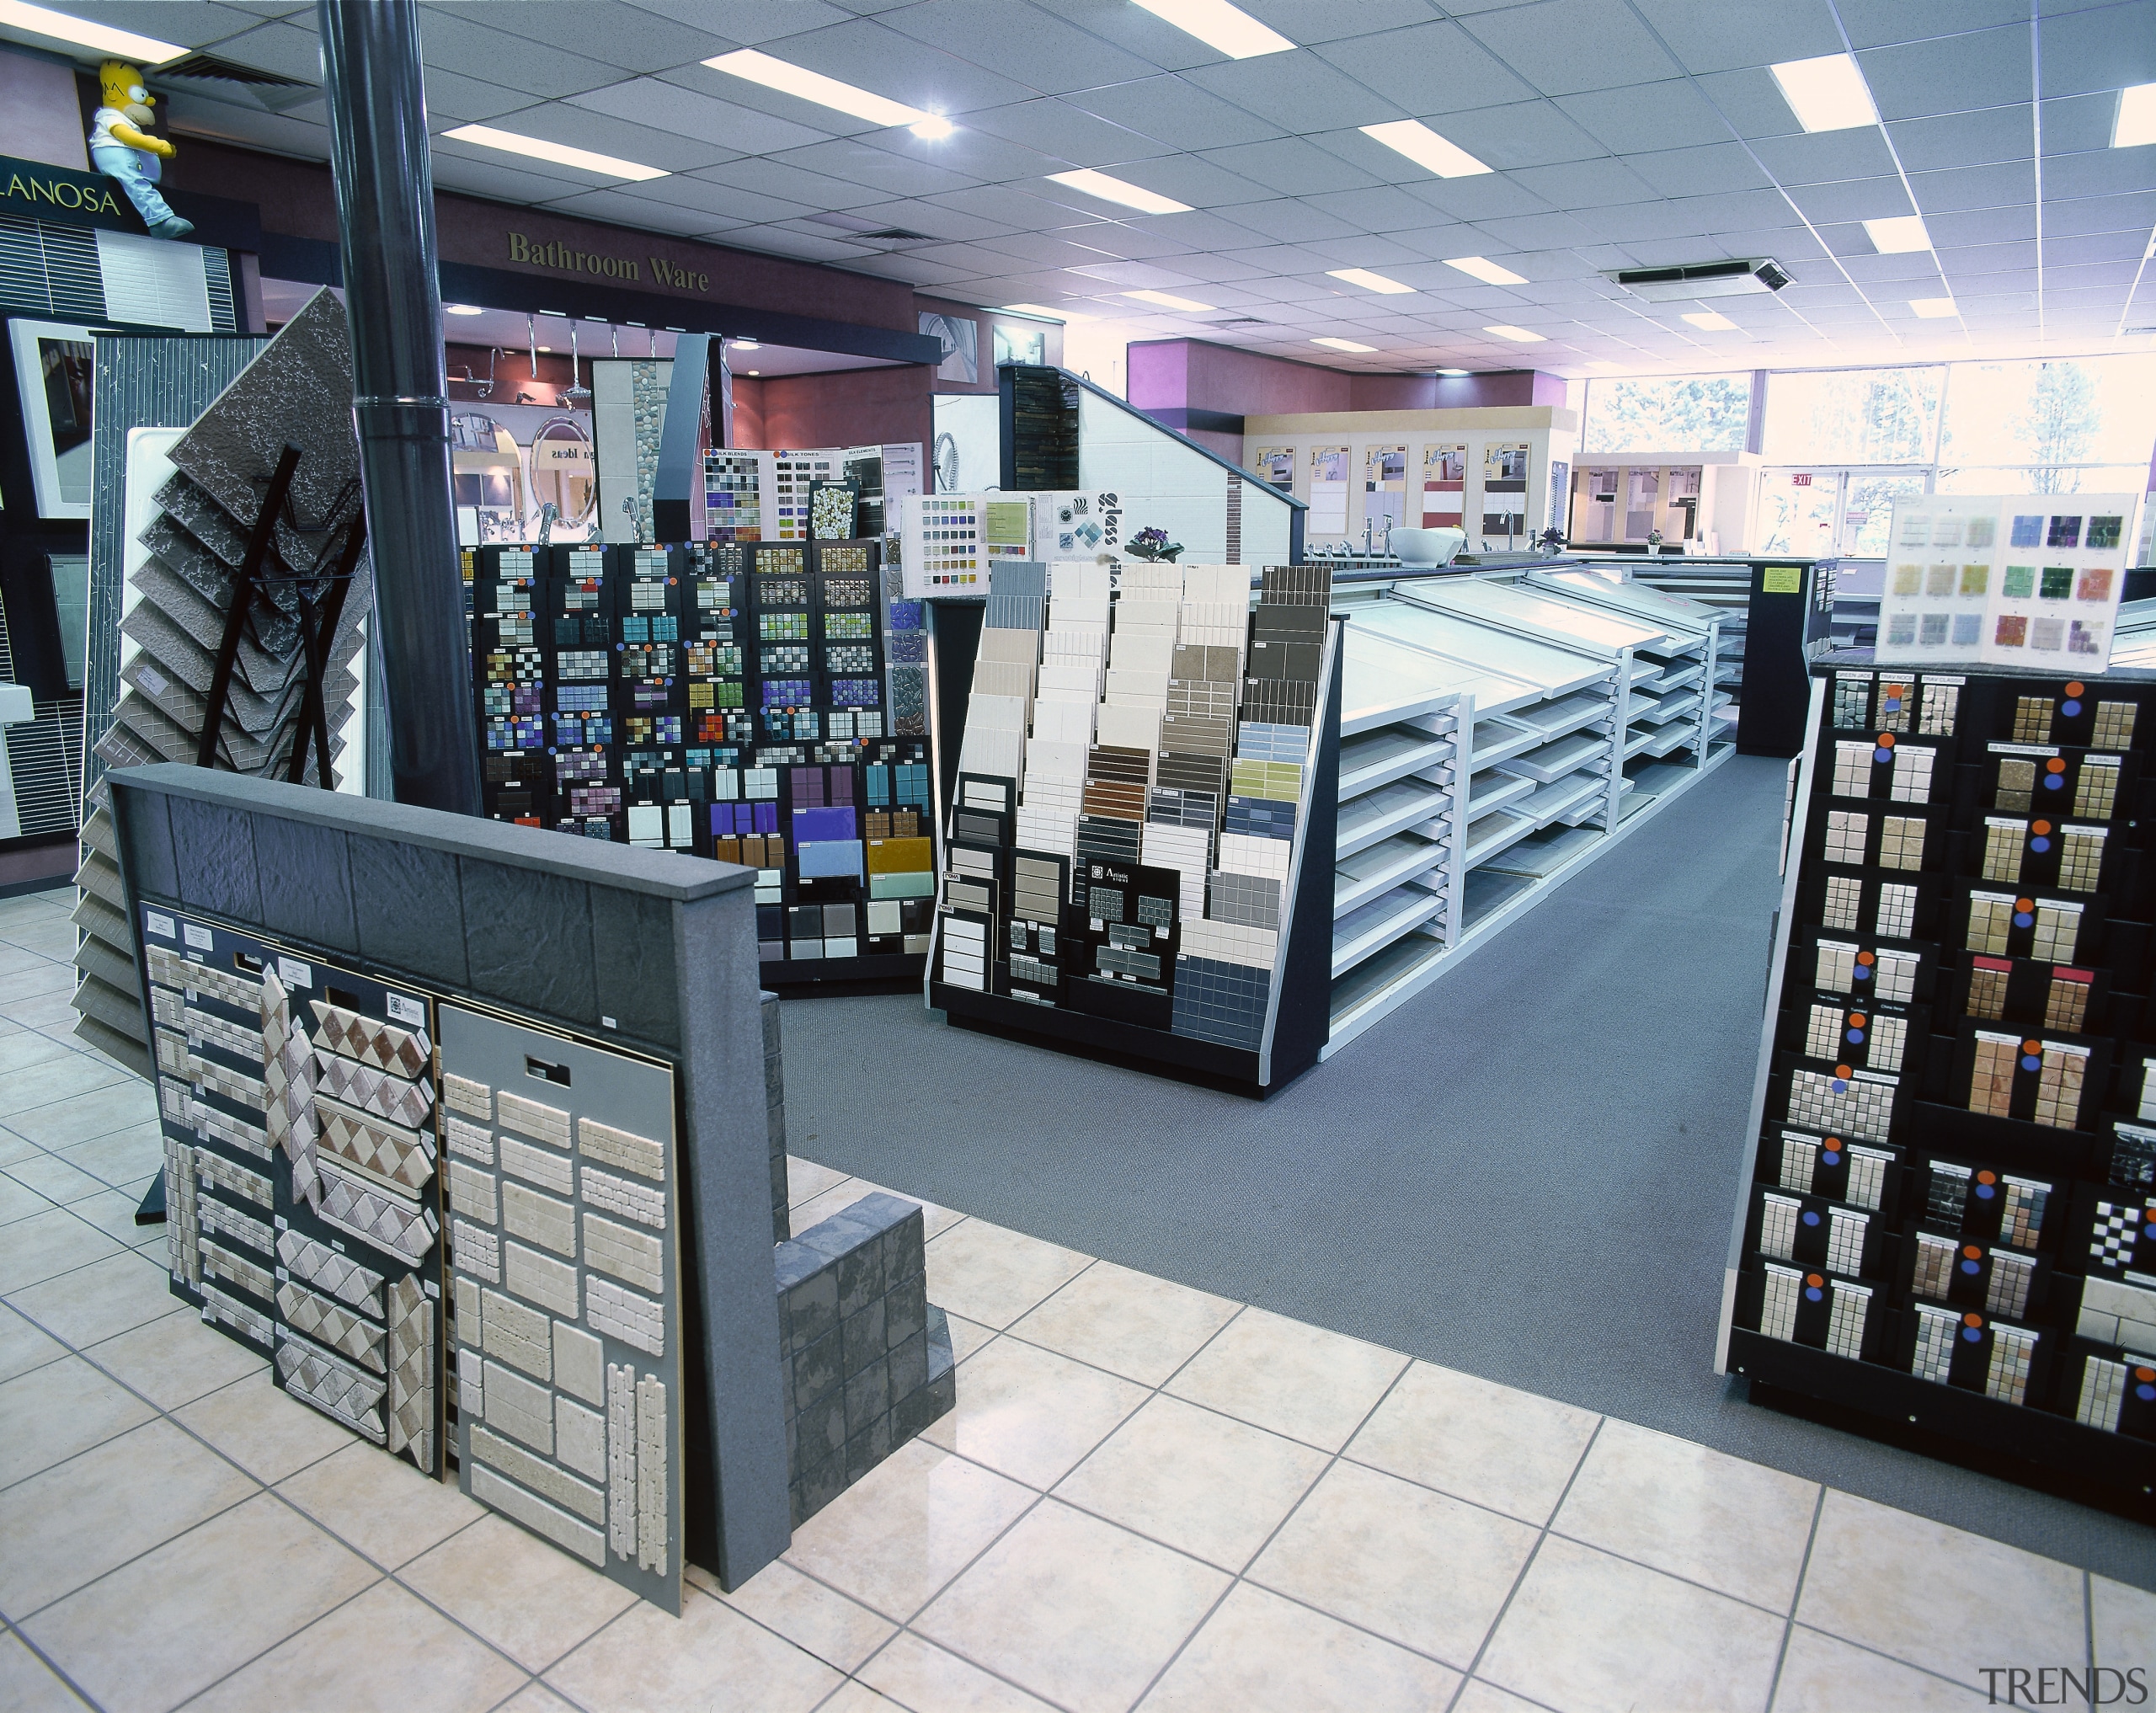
[1719,667,2156,1496]
[467,539,937,984]
[105,764,954,1606]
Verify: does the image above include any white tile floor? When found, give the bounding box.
[0,886,2148,1711]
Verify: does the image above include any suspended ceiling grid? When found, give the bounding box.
[13,0,2156,376]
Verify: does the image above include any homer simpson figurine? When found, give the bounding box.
[88,60,193,239]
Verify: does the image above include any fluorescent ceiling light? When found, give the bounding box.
[0,0,184,62]
[1328,268,1414,295]
[1002,303,1098,322]
[1484,324,1545,343]
[1129,0,1294,59]
[1124,288,1215,311]
[1909,296,1958,318]
[1312,337,1376,352]
[1769,54,1880,133]
[703,48,948,136]
[1047,168,1191,215]
[1864,215,1931,253]
[2115,83,2156,148]
[1436,367,1471,376]
[730,339,760,350]
[441,124,667,181]
[1682,309,1739,330]
[444,304,483,316]
[1444,255,1527,286]
[1360,120,1491,179]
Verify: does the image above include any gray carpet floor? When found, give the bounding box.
[780,754,2155,1589]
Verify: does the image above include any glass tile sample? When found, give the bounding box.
[1927,1161,1972,1225]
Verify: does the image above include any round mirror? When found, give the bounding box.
[529,416,595,527]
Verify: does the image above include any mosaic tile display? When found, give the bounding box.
[1731,670,2156,1480]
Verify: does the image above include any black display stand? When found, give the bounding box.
[1736,558,1833,758]
[929,616,1342,1097]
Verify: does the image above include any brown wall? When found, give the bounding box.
[754,366,932,453]
[1130,339,1566,422]
[0,49,88,169]
[728,375,765,449]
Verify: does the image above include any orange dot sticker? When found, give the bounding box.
[1834,1064,1854,1079]
[2015,898,2034,912]
[1963,1312,1984,1327]
[1962,1245,1983,1260]
[2032,820,2052,835]
[2137,1367,2156,1383]
[1849,1013,1867,1027]
[2046,757,2067,773]
[1877,732,1896,748]
[1977,1170,1998,1185]
[2022,1038,2042,1054]
[1806,1274,1825,1289]
[2067,680,2084,696]
[1856,951,1876,966]
[1824,1136,1843,1149]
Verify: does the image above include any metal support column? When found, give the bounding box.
[317,0,481,814]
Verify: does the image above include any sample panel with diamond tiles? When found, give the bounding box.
[1723,667,2156,1490]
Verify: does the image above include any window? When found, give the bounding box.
[1762,367,1945,465]
[1937,356,2156,492]
[1581,372,1750,452]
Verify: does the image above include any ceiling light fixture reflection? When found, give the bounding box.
[1909,296,1959,318]
[1327,268,1414,295]
[1129,0,1294,59]
[1436,367,1472,376]
[1124,288,1216,311]
[1682,309,1738,330]
[1484,324,1545,343]
[444,304,484,316]
[1047,168,1192,215]
[1444,255,1527,286]
[1312,337,1376,352]
[1864,215,1932,253]
[2114,82,2156,148]
[440,124,668,180]
[1002,303,1099,322]
[0,0,182,62]
[1359,120,1491,178]
[1769,53,1880,133]
[703,48,953,138]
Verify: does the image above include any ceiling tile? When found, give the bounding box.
[1924,206,2039,246]
[2042,149,2156,200]
[1690,68,1806,140]
[1836,0,2033,46]
[1788,177,1920,224]
[1627,0,1843,74]
[1508,157,1660,211]
[1567,198,1714,244]
[620,0,852,44]
[1556,82,1732,153]
[424,0,728,71]
[34,0,263,49]
[1197,137,1381,198]
[1179,49,1401,129]
[1461,0,1684,96]
[424,147,607,205]
[963,97,1169,165]
[2036,0,2156,95]
[2043,189,2156,237]
[770,137,981,198]
[2038,93,2132,157]
[881,0,1161,93]
[536,186,741,237]
[1855,27,2032,123]
[755,16,1040,114]
[1112,153,1274,210]
[482,97,741,173]
[845,123,1062,186]
[1016,0,1221,73]
[1884,108,2036,173]
[732,224,886,264]
[1214,199,1364,243]
[614,171,823,225]
[1621,142,1775,200]
[163,95,333,160]
[1465,210,1604,250]
[1748,127,1903,188]
[696,154,894,211]
[179,18,323,81]
[1059,77,1287,152]
[1402,174,1559,222]
[1307,21,1536,113]
[921,182,1112,228]
[1908,160,2038,214]
[2044,230,2154,265]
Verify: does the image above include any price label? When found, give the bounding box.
[386,992,424,1027]
[183,923,213,950]
[276,956,312,989]
[145,910,176,940]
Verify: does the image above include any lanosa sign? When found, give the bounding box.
[0,154,133,229]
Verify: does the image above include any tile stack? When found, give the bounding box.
[73,289,371,1075]
[936,561,1334,1055]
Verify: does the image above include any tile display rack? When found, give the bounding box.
[466,541,939,988]
[1325,572,1736,1053]
[926,562,1340,1093]
[1716,664,2156,1502]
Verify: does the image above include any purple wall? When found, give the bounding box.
[1129,339,1565,434]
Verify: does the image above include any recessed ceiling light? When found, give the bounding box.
[703,48,948,136]
[538,345,551,353]
[1359,120,1491,179]
[1484,324,1545,343]
[747,370,760,376]
[731,339,760,350]
[1124,288,1215,311]
[1129,0,1294,59]
[441,124,668,181]
[1909,296,1959,318]
[909,115,954,140]
[1312,337,1376,352]
[1769,54,1880,133]
[1327,268,1414,295]
[1444,255,1527,286]
[1435,367,1472,376]
[1002,303,1098,322]
[1047,169,1192,215]
[0,0,183,62]
[1682,309,1739,330]
[1864,215,1932,253]
[2115,82,2156,149]
[444,304,484,316]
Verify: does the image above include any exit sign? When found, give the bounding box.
[1790,473,1812,486]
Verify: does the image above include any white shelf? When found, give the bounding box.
[1519,770,1606,828]
[1497,729,1602,783]
[1338,724,1453,801]
[1334,830,1444,915]
[1469,714,1542,770]
[1639,691,1702,727]
[1337,776,1447,859]
[1511,691,1612,743]
[1467,768,1534,819]
[1624,724,1660,757]
[1464,804,1536,868]
[1331,880,1445,976]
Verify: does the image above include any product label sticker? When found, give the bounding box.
[276,956,312,989]
[1763,566,1802,594]
[386,992,425,1027]
[183,923,213,950]
[145,910,175,940]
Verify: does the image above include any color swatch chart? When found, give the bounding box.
[932,560,1331,1059]
[1729,666,2156,1476]
[1876,494,2137,673]
[467,541,938,974]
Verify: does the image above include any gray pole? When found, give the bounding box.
[317,0,481,815]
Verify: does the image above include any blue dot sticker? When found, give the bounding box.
[2021,1054,2041,1072]
[1802,1210,1821,1225]
[1884,696,1903,711]
[2137,1384,2156,1401]
[1874,747,1893,764]
[1822,1150,1843,1166]
[1975,1182,1996,1199]
[1831,1079,1848,1092]
[1805,1287,1824,1302]
[1847,1027,1865,1044]
[2063,700,2082,717]
[2030,836,2051,852]
[1961,1258,1983,1274]
[2044,774,2063,790]
[2014,912,2034,929]
[1961,1326,1983,1342]
[1854,965,1870,981]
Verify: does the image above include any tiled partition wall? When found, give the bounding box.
[928,562,1340,1091]
[1719,667,2156,1495]
[98,765,955,1612]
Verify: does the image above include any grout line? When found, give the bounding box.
[164,1577,391,1710]
[1443,1414,1605,1713]
[1764,1486,1827,1712]
[1782,1620,2050,1704]
[3,1609,108,1712]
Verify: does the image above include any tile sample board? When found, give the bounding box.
[1717,665,2156,1494]
[1877,494,2138,672]
[144,906,442,1476]
[439,1003,685,1614]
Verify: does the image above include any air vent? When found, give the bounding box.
[1608,259,1792,302]
[158,54,312,89]
[1206,317,1267,328]
[851,228,937,245]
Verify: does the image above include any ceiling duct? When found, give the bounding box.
[1608,259,1792,302]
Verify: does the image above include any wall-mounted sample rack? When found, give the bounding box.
[926,562,1340,1092]
[1325,570,1735,1053]
[1716,665,2156,1502]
